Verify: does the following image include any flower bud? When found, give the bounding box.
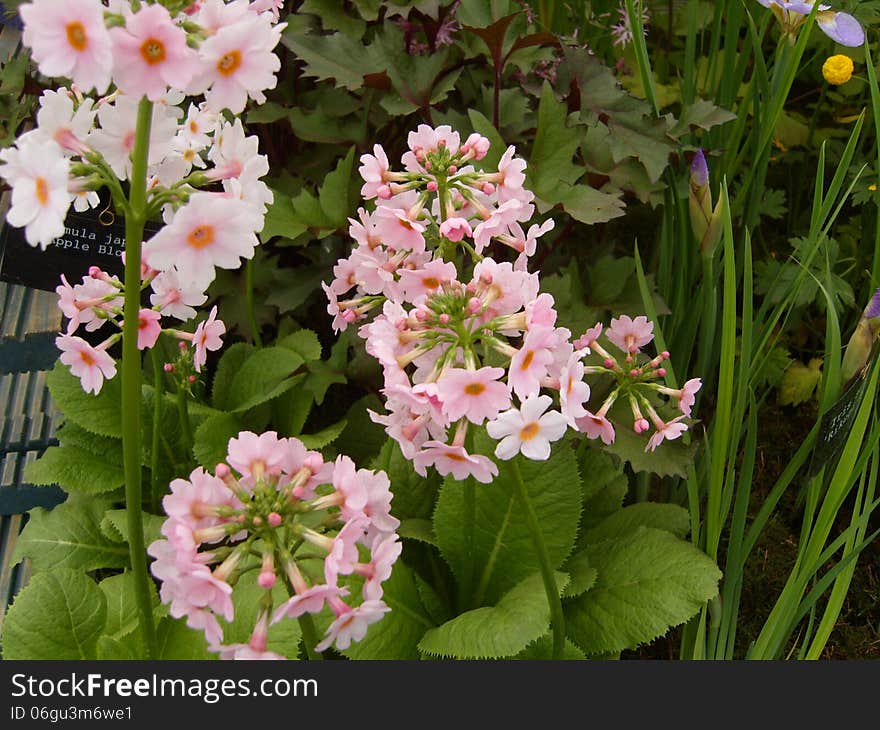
[841,288,880,383]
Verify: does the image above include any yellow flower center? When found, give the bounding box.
[187,225,215,249]
[140,38,166,65]
[66,22,88,52]
[519,422,540,441]
[217,50,242,76]
[464,382,485,396]
[34,177,49,206]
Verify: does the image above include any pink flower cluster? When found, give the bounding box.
[323,125,703,483]
[149,431,401,659]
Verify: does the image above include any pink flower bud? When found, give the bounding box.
[656,367,667,377]
[439,313,451,324]
[468,297,482,314]
[215,463,230,479]
[634,418,650,433]
[427,180,438,192]
[267,512,282,527]
[481,182,495,195]
[163,363,174,372]
[188,375,197,383]
[377,184,392,199]
[604,358,615,369]
[88,266,102,278]
[305,453,324,473]
[630,369,640,377]
[258,571,276,589]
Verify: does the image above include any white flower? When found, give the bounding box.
[0,137,71,249]
[486,393,569,461]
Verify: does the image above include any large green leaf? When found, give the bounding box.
[578,446,629,532]
[602,421,698,479]
[24,445,124,495]
[155,617,215,660]
[226,347,304,412]
[373,438,441,521]
[2,568,106,659]
[433,438,582,605]
[564,527,721,655]
[212,342,253,410]
[342,561,436,660]
[581,503,691,544]
[193,412,243,470]
[418,572,567,659]
[13,498,129,573]
[99,572,159,641]
[282,30,381,90]
[47,361,122,437]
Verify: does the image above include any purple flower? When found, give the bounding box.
[690,149,709,188]
[757,0,865,47]
[865,287,880,320]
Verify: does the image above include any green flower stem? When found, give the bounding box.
[509,458,565,660]
[149,347,163,515]
[122,96,158,660]
[297,614,324,660]
[176,382,194,465]
[245,258,262,347]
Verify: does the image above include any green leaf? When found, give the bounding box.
[668,98,737,136]
[602,423,698,479]
[47,361,122,437]
[779,358,823,406]
[398,518,438,546]
[13,498,129,572]
[155,616,214,660]
[342,561,436,659]
[467,109,507,170]
[261,192,308,243]
[101,509,166,549]
[299,419,348,449]
[96,635,137,660]
[418,572,568,659]
[212,342,254,410]
[227,347,304,412]
[588,255,636,306]
[304,361,346,405]
[561,550,598,598]
[24,445,124,495]
[2,568,106,660]
[99,572,158,641]
[318,147,357,229]
[514,633,587,660]
[373,438,441,521]
[578,446,628,531]
[582,503,691,544]
[278,329,322,362]
[193,412,243,470]
[564,527,721,655]
[282,30,381,90]
[433,439,582,604]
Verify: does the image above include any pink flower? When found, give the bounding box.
[412,441,499,483]
[271,584,346,623]
[496,145,528,203]
[397,259,456,302]
[486,394,568,461]
[677,378,702,416]
[373,205,425,252]
[606,314,654,354]
[19,0,113,94]
[137,308,162,350]
[163,467,238,530]
[508,327,555,399]
[645,415,689,452]
[315,600,391,652]
[109,4,198,101]
[436,366,511,425]
[190,12,282,114]
[359,534,402,601]
[143,192,260,290]
[56,334,116,394]
[216,645,285,661]
[473,199,530,253]
[559,355,590,425]
[401,124,460,172]
[149,269,208,321]
[575,410,616,445]
[329,455,369,522]
[226,430,288,480]
[462,132,490,160]
[192,305,225,372]
[439,217,473,242]
[573,322,603,352]
[359,144,390,200]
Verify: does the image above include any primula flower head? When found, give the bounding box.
[150,433,400,658]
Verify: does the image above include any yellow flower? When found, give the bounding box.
[823,54,854,85]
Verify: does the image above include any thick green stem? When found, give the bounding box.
[457,476,476,613]
[150,347,163,515]
[122,96,158,659]
[509,458,565,659]
[245,259,262,347]
[297,614,324,660]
